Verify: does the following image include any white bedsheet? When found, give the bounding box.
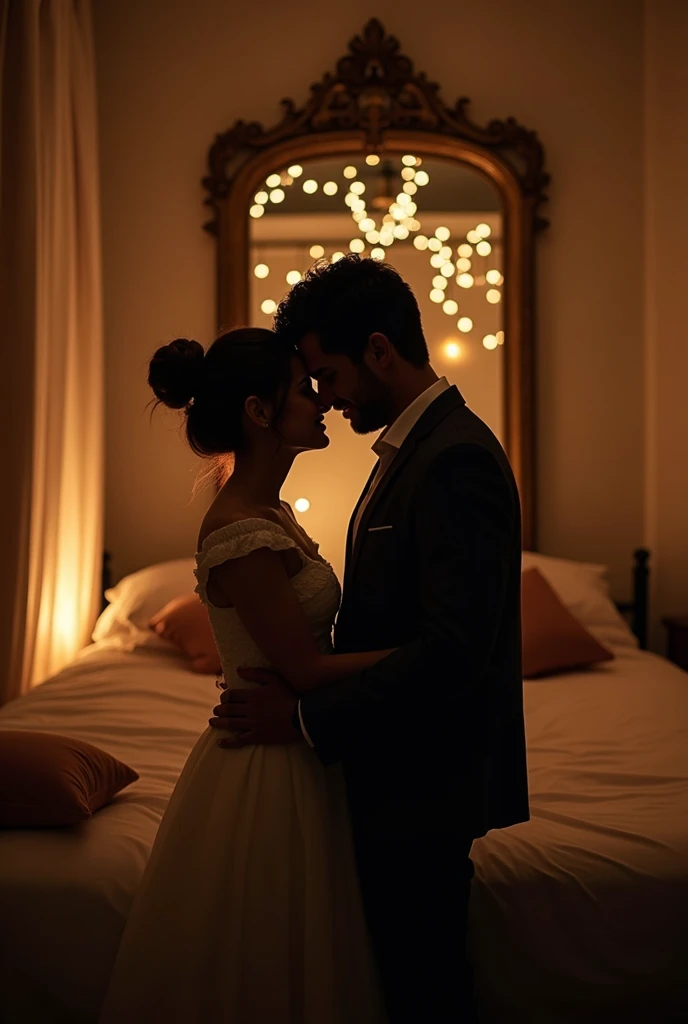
[0,642,687,1022]
[470,646,688,1022]
[0,641,214,1024]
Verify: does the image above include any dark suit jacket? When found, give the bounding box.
[299,385,529,841]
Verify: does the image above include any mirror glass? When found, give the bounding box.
[248,153,503,577]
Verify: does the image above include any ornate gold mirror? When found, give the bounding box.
[203,19,548,573]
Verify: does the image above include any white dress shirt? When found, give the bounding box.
[298,376,450,746]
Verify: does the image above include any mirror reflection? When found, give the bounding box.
[248,153,503,576]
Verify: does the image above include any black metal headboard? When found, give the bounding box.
[614,548,650,650]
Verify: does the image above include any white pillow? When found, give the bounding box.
[522,551,638,649]
[92,558,197,644]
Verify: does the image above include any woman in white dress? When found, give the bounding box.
[99,328,389,1023]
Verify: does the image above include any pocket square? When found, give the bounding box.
[368,525,393,532]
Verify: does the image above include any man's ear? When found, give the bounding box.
[366,332,393,369]
[244,395,272,429]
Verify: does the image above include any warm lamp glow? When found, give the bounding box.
[483,334,498,350]
[467,230,481,244]
[414,235,429,250]
[288,164,303,177]
[486,269,501,284]
[439,246,453,261]
[366,154,381,166]
[349,238,365,253]
[477,223,491,238]
[403,181,418,195]
[331,251,345,262]
[428,238,442,252]
[402,154,417,166]
[486,289,501,304]
[442,299,458,315]
[457,244,473,258]
[366,230,381,244]
[444,341,461,359]
[458,273,475,289]
[249,205,264,218]
[309,244,325,259]
[430,289,445,304]
[430,253,445,269]
[432,275,448,290]
[343,165,357,178]
[435,226,450,241]
[440,263,454,277]
[286,270,302,285]
[294,498,310,512]
[476,241,492,256]
[254,191,268,204]
[457,317,473,333]
[253,263,270,279]
[371,247,385,260]
[303,179,318,194]
[414,170,430,186]
[393,225,409,239]
[266,173,281,188]
[269,189,285,204]
[350,181,366,195]
[401,167,415,181]
[323,181,338,196]
[456,257,472,272]
[360,217,376,232]
[261,299,277,314]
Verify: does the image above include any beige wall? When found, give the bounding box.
[644,1,688,649]
[94,1,648,609]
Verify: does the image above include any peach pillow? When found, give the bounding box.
[0,731,139,827]
[522,568,615,678]
[149,593,221,675]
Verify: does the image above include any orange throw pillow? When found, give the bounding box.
[149,593,221,675]
[521,568,615,678]
[0,731,139,827]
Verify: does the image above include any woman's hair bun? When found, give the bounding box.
[148,338,205,410]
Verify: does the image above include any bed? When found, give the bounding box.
[0,551,686,1023]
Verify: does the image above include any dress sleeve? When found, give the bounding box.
[194,518,302,604]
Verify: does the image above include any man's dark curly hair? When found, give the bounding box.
[273,254,429,367]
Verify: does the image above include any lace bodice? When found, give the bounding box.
[194,519,341,687]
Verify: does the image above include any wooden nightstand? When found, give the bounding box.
[663,615,688,671]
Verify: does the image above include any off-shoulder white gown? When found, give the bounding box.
[100,519,385,1023]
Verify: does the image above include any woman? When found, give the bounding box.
[100,328,389,1023]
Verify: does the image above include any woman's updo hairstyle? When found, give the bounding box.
[148,328,296,457]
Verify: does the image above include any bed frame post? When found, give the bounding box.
[632,548,650,650]
[101,551,112,613]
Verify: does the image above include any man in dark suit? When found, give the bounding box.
[211,256,529,1021]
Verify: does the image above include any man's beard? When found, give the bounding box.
[347,364,393,435]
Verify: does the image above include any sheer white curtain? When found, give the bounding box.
[0,0,103,704]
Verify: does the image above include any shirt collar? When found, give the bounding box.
[372,377,450,457]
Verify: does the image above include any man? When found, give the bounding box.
[211,255,529,1021]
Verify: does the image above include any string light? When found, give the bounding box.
[414,235,429,250]
[402,155,417,166]
[414,170,429,186]
[457,317,473,333]
[253,264,269,279]
[476,223,491,238]
[343,166,357,178]
[294,497,310,512]
[249,205,264,218]
[444,341,461,359]
[432,275,448,290]
[435,226,450,241]
[458,244,473,258]
[266,173,281,188]
[254,191,268,204]
[309,244,325,259]
[440,263,455,278]
[288,165,303,178]
[486,269,502,284]
[371,247,385,260]
[430,289,445,303]
[349,238,365,253]
[323,181,338,196]
[303,179,318,194]
[458,273,475,289]
[476,241,492,256]
[331,251,345,262]
[269,188,285,204]
[483,334,498,350]
[261,299,277,314]
[486,289,501,304]
[366,154,380,166]
[286,270,302,285]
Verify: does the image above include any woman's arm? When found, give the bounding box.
[208,547,394,692]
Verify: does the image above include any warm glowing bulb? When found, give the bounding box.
[413,235,429,251]
[371,247,385,260]
[440,262,455,277]
[467,230,481,244]
[486,289,501,304]
[402,154,417,166]
[432,275,448,290]
[444,341,461,359]
[379,232,394,246]
[496,331,505,345]
[288,164,303,178]
[343,165,357,178]
[403,181,418,195]
[303,179,318,194]
[477,223,491,238]
[435,226,450,241]
[352,210,366,222]
[351,199,366,213]
[269,188,285,204]
[250,204,264,218]
[331,251,345,262]
[396,193,411,207]
[349,238,365,253]
[366,154,380,166]
[477,241,492,256]
[457,317,473,333]
[439,246,453,261]
[393,225,409,239]
[407,218,421,231]
[458,244,473,258]
[350,181,366,195]
[360,217,376,232]
[483,334,498,350]
[390,204,405,220]
[428,237,442,252]
[401,167,415,181]
[309,244,325,259]
[294,498,310,512]
[405,201,417,216]
[430,253,445,269]
[486,269,501,284]
[266,173,281,188]
[414,170,429,186]
[443,299,459,315]
[323,181,338,196]
[456,257,472,272]
[430,289,445,304]
[254,190,268,204]
[253,263,269,279]
[458,273,475,289]
[366,230,380,244]
[286,270,302,285]
[261,299,277,314]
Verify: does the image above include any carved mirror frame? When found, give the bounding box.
[202,18,549,548]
